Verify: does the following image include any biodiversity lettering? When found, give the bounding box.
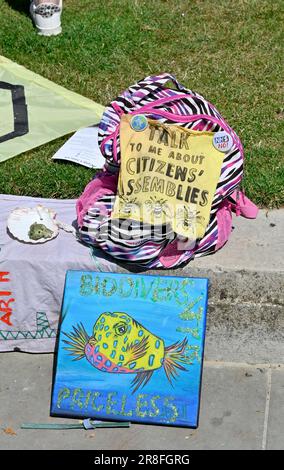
[80,273,195,307]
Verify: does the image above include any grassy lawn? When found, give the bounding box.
[0,0,283,207]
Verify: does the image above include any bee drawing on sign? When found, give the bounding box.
[119,196,140,216]
[177,206,205,231]
[144,196,173,219]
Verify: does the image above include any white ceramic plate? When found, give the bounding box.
[7,205,59,244]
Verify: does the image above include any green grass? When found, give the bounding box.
[0,0,283,207]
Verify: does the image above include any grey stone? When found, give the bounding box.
[204,303,284,363]
[181,208,284,276]
[266,368,284,450]
[173,364,267,450]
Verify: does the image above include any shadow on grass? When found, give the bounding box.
[4,0,30,15]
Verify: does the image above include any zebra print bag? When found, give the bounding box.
[77,73,257,268]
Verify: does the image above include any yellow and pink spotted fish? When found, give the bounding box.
[63,312,191,393]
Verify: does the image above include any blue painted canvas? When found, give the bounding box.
[51,271,208,428]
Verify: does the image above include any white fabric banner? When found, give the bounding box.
[0,194,116,353]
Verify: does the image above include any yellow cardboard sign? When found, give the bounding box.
[111,115,224,239]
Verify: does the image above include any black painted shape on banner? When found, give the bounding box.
[0,81,29,143]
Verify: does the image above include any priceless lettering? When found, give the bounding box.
[55,387,179,424]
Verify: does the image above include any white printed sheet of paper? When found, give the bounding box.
[52,126,105,169]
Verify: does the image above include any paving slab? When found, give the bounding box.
[204,303,284,363]
[0,353,268,450]
[181,208,284,274]
[266,368,284,450]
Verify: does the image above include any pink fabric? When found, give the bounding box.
[230,190,259,219]
[215,201,233,251]
[99,94,242,165]
[135,93,195,111]
[76,171,118,227]
[158,240,183,268]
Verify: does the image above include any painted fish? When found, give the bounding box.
[63,312,192,393]
[28,222,53,240]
